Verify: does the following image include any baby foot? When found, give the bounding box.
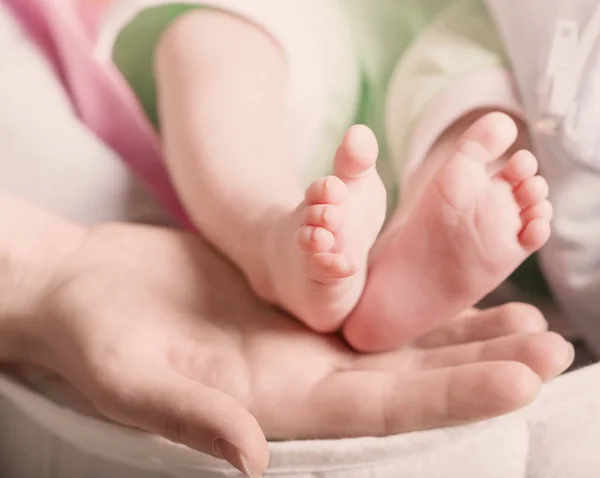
[344,113,552,351]
[256,125,386,331]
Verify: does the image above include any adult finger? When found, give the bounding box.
[416,332,573,380]
[93,368,268,478]
[288,362,540,438]
[414,303,547,349]
[359,332,573,381]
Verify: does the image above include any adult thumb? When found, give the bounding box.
[97,369,268,477]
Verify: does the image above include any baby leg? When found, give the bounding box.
[156,10,386,331]
[344,111,551,351]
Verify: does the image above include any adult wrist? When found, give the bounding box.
[0,193,87,363]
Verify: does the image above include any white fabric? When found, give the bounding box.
[390,68,523,184]
[4,362,600,478]
[484,0,600,357]
[382,0,514,183]
[0,3,170,226]
[0,368,529,477]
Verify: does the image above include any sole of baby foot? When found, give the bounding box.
[344,112,552,351]
[253,125,387,332]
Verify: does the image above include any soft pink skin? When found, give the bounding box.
[154,13,549,343]
[155,13,550,347]
[0,7,575,477]
[155,13,386,331]
[13,5,552,346]
[343,113,552,352]
[258,125,387,332]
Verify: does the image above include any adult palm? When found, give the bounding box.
[34,223,572,477]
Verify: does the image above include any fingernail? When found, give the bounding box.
[213,438,261,478]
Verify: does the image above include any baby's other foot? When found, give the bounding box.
[344,113,551,351]
[258,125,386,332]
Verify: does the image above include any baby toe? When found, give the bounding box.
[514,176,549,209]
[500,150,538,185]
[519,218,551,252]
[296,226,335,254]
[305,176,347,206]
[521,200,553,224]
[307,253,357,280]
[302,204,344,232]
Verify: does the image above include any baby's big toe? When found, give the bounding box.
[459,112,519,163]
[333,125,379,180]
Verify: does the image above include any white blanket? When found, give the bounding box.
[2,364,600,477]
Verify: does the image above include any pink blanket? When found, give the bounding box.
[3,0,191,227]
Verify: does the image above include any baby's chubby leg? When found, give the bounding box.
[155,10,386,331]
[344,111,551,351]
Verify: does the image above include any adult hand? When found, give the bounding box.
[24,222,572,477]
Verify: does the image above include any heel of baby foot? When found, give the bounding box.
[241,258,277,305]
[238,213,292,306]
